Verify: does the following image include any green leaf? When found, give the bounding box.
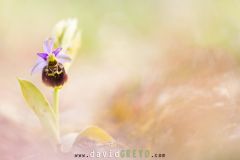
[18,79,60,143]
[79,126,114,143]
[61,126,115,152]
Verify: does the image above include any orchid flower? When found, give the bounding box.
[31,38,71,74]
[31,38,71,87]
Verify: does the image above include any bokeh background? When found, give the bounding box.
[2,0,240,159]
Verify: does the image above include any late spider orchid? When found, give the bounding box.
[18,19,114,151]
[31,38,71,87]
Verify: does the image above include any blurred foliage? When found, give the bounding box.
[2,0,240,54]
[192,0,240,53]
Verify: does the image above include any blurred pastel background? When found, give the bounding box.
[2,0,240,159]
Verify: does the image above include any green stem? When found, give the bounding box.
[53,87,60,143]
[53,87,59,114]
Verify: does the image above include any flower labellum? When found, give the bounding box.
[31,38,71,87]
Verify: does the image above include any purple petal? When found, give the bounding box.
[52,47,62,56]
[43,41,50,53]
[56,52,71,63]
[31,60,47,75]
[43,38,54,53]
[37,53,48,61]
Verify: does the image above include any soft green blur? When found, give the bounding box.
[1,0,240,54]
